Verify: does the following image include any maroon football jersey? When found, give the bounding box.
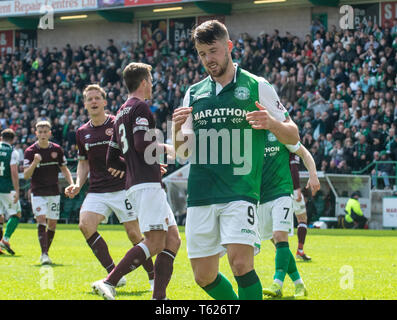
[108,97,161,190]
[76,115,125,193]
[24,142,67,196]
[289,152,301,190]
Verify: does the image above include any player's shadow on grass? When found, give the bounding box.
[87,290,150,297]
[263,296,297,300]
[0,254,22,258]
[32,263,68,268]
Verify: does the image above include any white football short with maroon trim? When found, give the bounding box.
[31,194,60,220]
[80,190,138,224]
[126,183,176,233]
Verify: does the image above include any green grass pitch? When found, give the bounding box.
[1,224,397,300]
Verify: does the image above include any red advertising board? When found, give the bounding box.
[381,2,397,28]
[0,30,13,55]
[125,0,182,6]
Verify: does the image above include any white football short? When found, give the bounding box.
[0,191,21,219]
[31,194,60,220]
[80,190,138,224]
[185,200,261,259]
[257,196,294,241]
[292,190,306,215]
[126,183,176,233]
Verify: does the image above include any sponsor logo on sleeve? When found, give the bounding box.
[136,117,149,126]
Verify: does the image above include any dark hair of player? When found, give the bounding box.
[1,128,15,142]
[122,62,152,94]
[191,20,229,45]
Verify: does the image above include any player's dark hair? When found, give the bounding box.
[1,128,15,142]
[123,62,152,94]
[191,20,229,45]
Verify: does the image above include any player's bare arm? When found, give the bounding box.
[61,165,74,195]
[294,145,320,196]
[106,137,126,179]
[246,101,300,145]
[10,163,19,203]
[23,153,42,180]
[65,159,89,199]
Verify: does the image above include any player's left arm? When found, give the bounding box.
[246,79,299,145]
[10,150,19,203]
[59,150,74,186]
[289,143,320,196]
[106,131,126,179]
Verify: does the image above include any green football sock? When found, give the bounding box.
[235,269,262,300]
[4,215,19,241]
[287,249,302,282]
[274,242,290,285]
[202,272,239,300]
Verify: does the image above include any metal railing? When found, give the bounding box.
[352,161,397,190]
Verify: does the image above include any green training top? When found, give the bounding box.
[0,142,18,193]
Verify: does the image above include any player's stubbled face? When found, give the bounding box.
[35,127,51,143]
[84,90,106,116]
[196,40,230,78]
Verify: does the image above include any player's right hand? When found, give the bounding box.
[33,153,42,164]
[172,107,192,128]
[65,184,80,199]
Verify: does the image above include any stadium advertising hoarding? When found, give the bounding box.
[15,29,37,49]
[125,0,182,7]
[382,197,397,228]
[0,0,98,17]
[140,19,167,52]
[353,3,379,28]
[381,1,397,28]
[0,30,14,55]
[169,17,195,51]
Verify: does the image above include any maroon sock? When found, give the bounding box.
[0,224,3,240]
[134,242,154,281]
[86,232,115,273]
[47,229,55,253]
[105,244,147,287]
[38,224,48,254]
[153,249,176,300]
[297,223,307,251]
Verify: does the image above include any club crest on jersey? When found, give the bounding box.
[105,128,113,136]
[268,132,277,142]
[234,87,250,100]
[36,207,41,212]
[51,152,58,159]
[136,117,149,126]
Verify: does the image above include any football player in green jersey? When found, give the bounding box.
[172,20,299,300]
[0,129,21,255]
[256,136,320,299]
